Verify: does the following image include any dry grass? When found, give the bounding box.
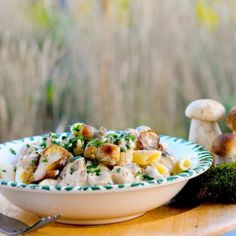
[0,0,236,142]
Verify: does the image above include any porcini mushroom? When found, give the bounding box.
[96,143,120,166]
[31,145,72,183]
[226,106,236,133]
[185,99,226,150]
[211,133,236,165]
[70,123,98,140]
[15,143,41,184]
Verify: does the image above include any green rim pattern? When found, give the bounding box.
[0,134,213,192]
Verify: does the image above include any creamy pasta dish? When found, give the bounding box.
[2,123,192,186]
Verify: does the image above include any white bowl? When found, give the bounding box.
[0,135,213,225]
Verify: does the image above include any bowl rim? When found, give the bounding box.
[0,134,213,193]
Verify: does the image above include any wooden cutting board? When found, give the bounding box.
[0,194,236,236]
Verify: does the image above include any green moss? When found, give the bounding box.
[172,163,236,205]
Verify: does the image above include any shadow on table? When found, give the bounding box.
[51,204,197,229]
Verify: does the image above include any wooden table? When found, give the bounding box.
[0,194,236,236]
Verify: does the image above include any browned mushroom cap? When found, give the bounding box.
[226,106,236,132]
[73,139,85,156]
[96,143,120,166]
[80,125,97,139]
[185,99,226,121]
[70,123,98,140]
[211,133,236,158]
[84,146,98,159]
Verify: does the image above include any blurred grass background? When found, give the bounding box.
[0,0,236,142]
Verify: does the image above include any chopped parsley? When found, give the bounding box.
[40,142,47,149]
[120,147,126,152]
[143,175,154,181]
[116,168,121,173]
[31,159,37,166]
[9,148,16,155]
[72,126,80,132]
[26,144,31,148]
[50,133,59,139]
[106,133,119,143]
[13,166,17,172]
[1,169,7,173]
[42,156,48,163]
[95,168,101,176]
[125,134,136,142]
[135,172,143,179]
[87,160,99,169]
[63,135,84,153]
[51,140,59,145]
[71,123,82,133]
[126,143,131,150]
[134,172,156,181]
[87,160,101,176]
[87,139,104,147]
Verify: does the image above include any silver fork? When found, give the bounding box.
[0,213,61,235]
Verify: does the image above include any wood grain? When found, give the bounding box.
[0,193,236,236]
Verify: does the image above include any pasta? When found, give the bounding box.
[174,158,192,174]
[2,123,192,186]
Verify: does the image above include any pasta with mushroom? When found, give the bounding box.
[3,123,193,186]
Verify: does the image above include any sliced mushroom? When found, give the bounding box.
[83,137,108,159]
[136,125,152,134]
[143,166,163,179]
[73,138,85,156]
[70,123,98,140]
[15,144,40,183]
[15,159,36,184]
[185,99,226,150]
[31,145,71,183]
[117,150,133,166]
[137,130,160,150]
[44,170,60,179]
[59,158,87,186]
[211,133,236,165]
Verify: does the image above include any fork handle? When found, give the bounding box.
[23,215,61,234]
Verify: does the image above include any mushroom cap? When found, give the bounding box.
[211,133,236,158]
[185,99,226,122]
[226,106,236,131]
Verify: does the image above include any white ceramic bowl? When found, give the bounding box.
[0,135,213,225]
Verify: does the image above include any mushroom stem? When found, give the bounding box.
[189,118,222,150]
[213,155,226,166]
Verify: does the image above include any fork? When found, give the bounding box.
[0,213,61,235]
